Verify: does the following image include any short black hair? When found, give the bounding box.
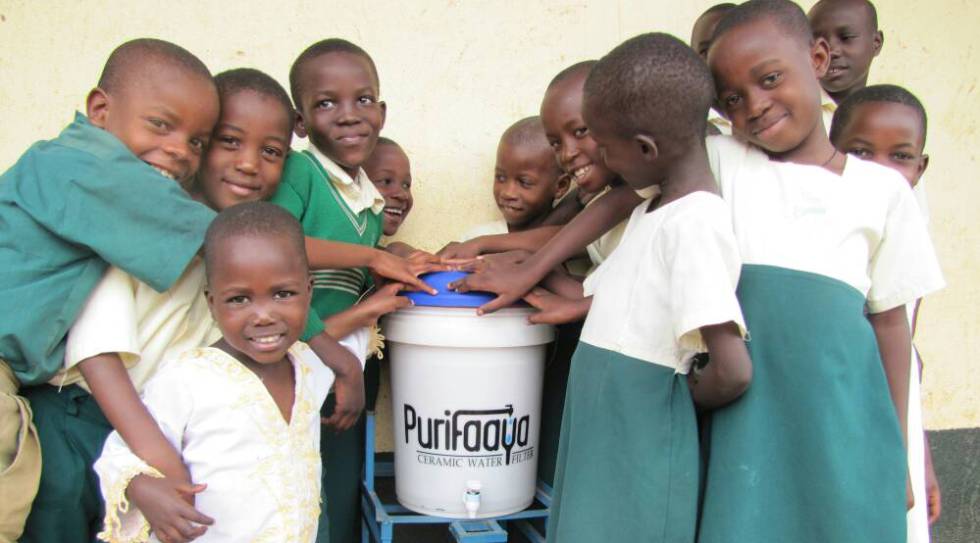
[547,60,597,91]
[830,84,928,147]
[376,136,402,149]
[583,33,713,142]
[289,38,379,108]
[214,68,295,136]
[701,2,737,18]
[204,201,308,281]
[809,0,879,31]
[712,0,813,48]
[98,38,213,95]
[499,116,561,176]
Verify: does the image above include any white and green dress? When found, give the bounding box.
[547,191,746,543]
[698,136,945,543]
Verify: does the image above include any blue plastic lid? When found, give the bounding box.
[403,271,497,308]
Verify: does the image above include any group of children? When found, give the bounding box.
[0,0,945,542]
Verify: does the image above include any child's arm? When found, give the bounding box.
[305,237,438,294]
[305,331,366,432]
[924,431,942,524]
[688,322,752,408]
[438,226,563,260]
[452,184,642,313]
[322,283,412,340]
[79,356,190,484]
[523,288,592,325]
[94,362,212,543]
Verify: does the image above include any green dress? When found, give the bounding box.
[272,150,382,543]
[697,265,906,542]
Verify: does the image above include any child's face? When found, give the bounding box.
[834,102,927,186]
[87,67,219,188]
[541,73,618,195]
[691,10,728,60]
[581,109,652,192]
[709,18,831,158]
[206,234,311,365]
[197,91,292,211]
[809,0,882,97]
[493,139,566,230]
[294,52,386,178]
[364,144,413,236]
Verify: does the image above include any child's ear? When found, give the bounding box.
[811,37,831,79]
[873,30,884,57]
[634,134,659,162]
[913,154,930,187]
[554,173,571,201]
[85,87,110,128]
[294,111,308,138]
[204,288,215,313]
[378,101,387,130]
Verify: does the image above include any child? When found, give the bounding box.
[365,137,414,239]
[690,3,736,135]
[460,116,569,240]
[1,39,219,542]
[699,1,944,541]
[542,33,751,543]
[95,202,338,543]
[272,38,393,543]
[808,0,883,105]
[830,84,942,539]
[32,67,359,543]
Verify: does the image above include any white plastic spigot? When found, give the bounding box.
[462,480,482,518]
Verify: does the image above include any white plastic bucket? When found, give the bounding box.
[384,305,554,518]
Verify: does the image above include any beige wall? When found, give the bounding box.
[1,1,977,430]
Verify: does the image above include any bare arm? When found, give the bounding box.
[306,332,365,432]
[522,288,592,325]
[688,322,752,409]
[438,226,564,260]
[304,237,438,294]
[322,283,411,340]
[868,305,911,448]
[452,184,642,313]
[78,354,189,484]
[540,269,584,300]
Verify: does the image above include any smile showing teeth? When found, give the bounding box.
[572,165,592,180]
[383,207,404,216]
[250,334,283,345]
[151,165,176,180]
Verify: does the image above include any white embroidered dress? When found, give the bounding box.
[95,343,334,543]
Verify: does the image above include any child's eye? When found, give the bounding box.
[723,94,742,108]
[219,135,240,148]
[494,174,507,183]
[846,147,872,158]
[147,118,168,130]
[547,139,560,150]
[262,146,284,159]
[316,99,335,110]
[374,177,392,187]
[518,178,534,188]
[274,290,296,300]
[401,180,411,191]
[189,138,206,152]
[573,127,589,138]
[226,295,249,304]
[892,152,915,161]
[840,33,857,42]
[358,95,377,106]
[761,72,782,88]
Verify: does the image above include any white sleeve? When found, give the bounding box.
[94,361,192,543]
[866,183,945,313]
[66,267,142,371]
[338,327,370,369]
[660,201,747,353]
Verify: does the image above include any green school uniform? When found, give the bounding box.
[271,149,382,543]
[0,112,214,386]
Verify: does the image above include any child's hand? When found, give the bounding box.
[450,259,538,315]
[127,475,213,543]
[925,448,942,524]
[454,250,532,273]
[437,239,483,260]
[360,283,413,324]
[369,250,440,295]
[523,287,588,325]
[406,250,442,269]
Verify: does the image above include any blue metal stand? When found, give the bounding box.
[361,411,551,543]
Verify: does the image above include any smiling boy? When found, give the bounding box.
[808,0,883,104]
[0,39,218,542]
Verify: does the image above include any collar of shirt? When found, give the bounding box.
[821,88,837,114]
[307,143,385,215]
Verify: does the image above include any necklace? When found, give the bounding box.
[821,147,839,168]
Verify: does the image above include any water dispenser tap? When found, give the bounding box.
[462,480,482,518]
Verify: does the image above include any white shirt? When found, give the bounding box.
[584,186,627,270]
[581,192,745,373]
[95,343,335,543]
[307,143,385,215]
[706,135,944,313]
